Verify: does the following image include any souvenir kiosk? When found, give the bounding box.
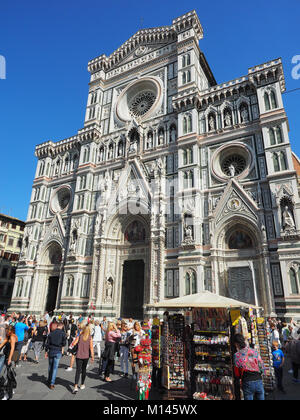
[149,291,272,400]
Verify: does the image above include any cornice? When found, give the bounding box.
[88,10,203,75]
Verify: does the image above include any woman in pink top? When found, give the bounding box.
[72,326,94,394]
[103,322,121,382]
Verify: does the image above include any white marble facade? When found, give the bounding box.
[10,11,300,320]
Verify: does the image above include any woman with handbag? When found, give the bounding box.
[72,325,94,394]
[119,321,130,378]
[0,325,18,374]
[32,320,48,364]
[103,322,121,382]
[129,322,145,379]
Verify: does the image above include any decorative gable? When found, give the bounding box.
[213,179,259,226]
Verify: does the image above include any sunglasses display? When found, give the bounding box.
[191,308,235,400]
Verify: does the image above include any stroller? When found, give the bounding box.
[0,364,17,400]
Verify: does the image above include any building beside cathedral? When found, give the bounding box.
[10,10,300,320]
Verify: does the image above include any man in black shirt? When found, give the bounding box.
[45,322,66,389]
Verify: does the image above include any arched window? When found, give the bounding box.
[187,115,193,132]
[270,90,277,109]
[188,170,194,188]
[186,70,191,83]
[183,171,188,188]
[275,126,283,143]
[183,149,188,165]
[185,273,191,295]
[183,117,187,134]
[186,54,191,66]
[182,55,186,68]
[269,128,276,145]
[290,268,299,294]
[182,72,187,84]
[191,271,197,294]
[16,278,24,298]
[83,147,89,163]
[38,161,45,176]
[187,148,193,164]
[66,275,75,297]
[264,93,271,111]
[273,153,280,172]
[280,151,287,170]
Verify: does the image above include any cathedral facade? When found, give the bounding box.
[10,11,300,320]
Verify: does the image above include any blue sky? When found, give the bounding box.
[0,0,299,220]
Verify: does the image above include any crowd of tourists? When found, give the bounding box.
[0,311,150,399]
[0,311,300,400]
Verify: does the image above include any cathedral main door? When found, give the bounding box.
[45,276,59,313]
[121,260,144,320]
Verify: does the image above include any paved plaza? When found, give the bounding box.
[10,352,160,401]
[3,349,299,401]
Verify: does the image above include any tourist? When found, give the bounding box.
[233,334,265,400]
[19,320,34,362]
[286,335,300,384]
[14,316,29,366]
[270,323,281,348]
[119,321,130,378]
[127,318,134,331]
[66,321,84,372]
[129,321,145,379]
[103,322,121,382]
[93,320,102,359]
[0,325,18,376]
[0,316,6,345]
[31,320,48,364]
[78,314,84,324]
[101,316,108,340]
[67,318,78,349]
[272,340,285,393]
[72,325,94,394]
[45,321,67,390]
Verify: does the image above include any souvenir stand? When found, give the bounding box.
[256,317,276,392]
[151,312,189,399]
[136,325,152,400]
[151,317,161,388]
[149,291,261,401]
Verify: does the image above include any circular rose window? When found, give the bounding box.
[116,77,163,122]
[50,186,71,214]
[221,154,247,177]
[129,91,156,117]
[211,143,253,182]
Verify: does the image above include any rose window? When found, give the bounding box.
[50,186,71,213]
[221,154,247,176]
[129,91,156,117]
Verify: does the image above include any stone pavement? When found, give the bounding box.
[4,350,300,400]
[265,355,300,401]
[9,350,161,401]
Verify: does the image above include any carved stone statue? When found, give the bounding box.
[147,132,153,149]
[241,107,249,123]
[128,140,137,154]
[99,148,104,161]
[228,164,235,177]
[184,225,193,240]
[158,129,164,145]
[209,116,215,131]
[224,112,232,127]
[105,279,113,304]
[170,126,176,142]
[282,206,295,230]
